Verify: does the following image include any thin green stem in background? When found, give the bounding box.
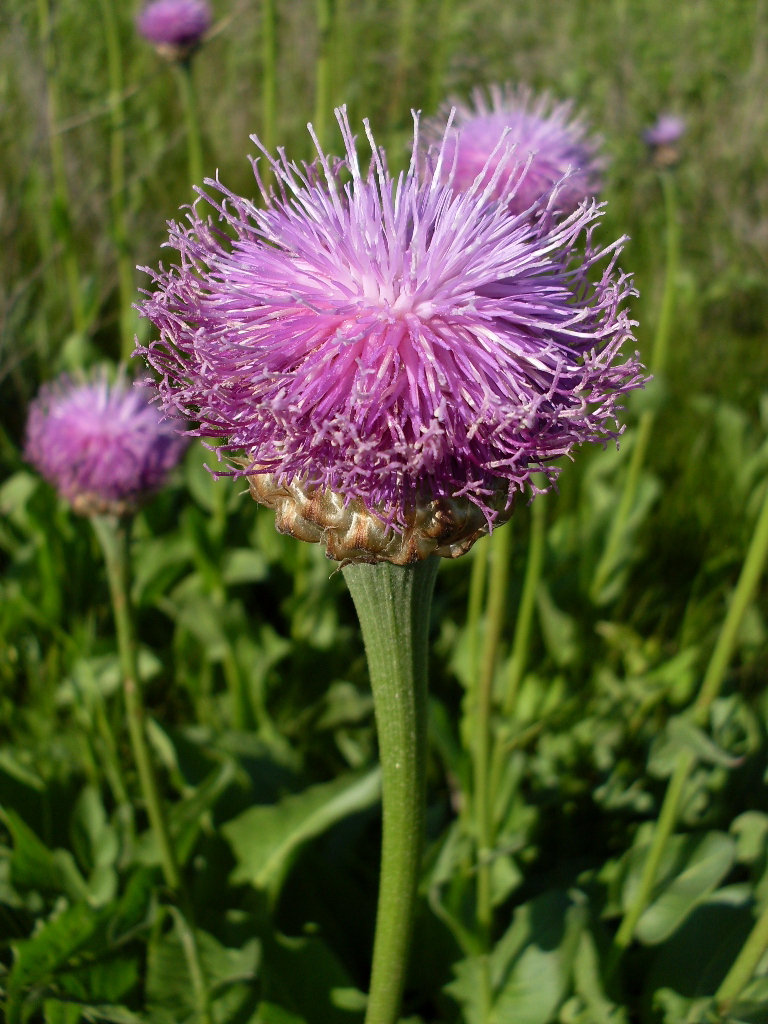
[427,0,456,112]
[466,537,489,687]
[260,0,277,191]
[591,171,679,602]
[387,0,417,131]
[97,0,136,361]
[716,891,768,1011]
[91,514,181,893]
[610,479,768,960]
[503,484,546,718]
[37,0,86,334]
[342,557,439,1024]
[175,59,204,188]
[313,0,333,150]
[474,522,511,942]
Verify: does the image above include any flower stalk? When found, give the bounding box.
[175,58,204,188]
[591,171,679,601]
[91,514,181,893]
[611,477,768,960]
[342,557,439,1024]
[98,0,136,361]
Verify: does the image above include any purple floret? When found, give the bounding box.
[139,107,645,526]
[25,370,187,515]
[136,0,211,48]
[644,114,686,148]
[423,85,603,215]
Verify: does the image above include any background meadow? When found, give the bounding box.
[2,0,768,1022]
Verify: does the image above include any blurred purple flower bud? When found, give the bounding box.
[644,114,686,148]
[25,369,188,517]
[644,114,686,168]
[138,108,645,560]
[136,0,211,58]
[423,84,603,216]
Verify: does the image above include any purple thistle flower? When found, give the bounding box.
[136,0,211,54]
[138,108,644,539]
[644,114,686,149]
[25,369,188,517]
[423,85,603,215]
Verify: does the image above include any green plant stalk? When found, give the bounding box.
[611,479,768,956]
[260,0,277,190]
[91,514,181,892]
[342,557,439,1024]
[97,0,135,361]
[387,0,417,130]
[37,0,86,334]
[716,893,768,1010]
[314,0,333,150]
[175,60,204,187]
[466,537,489,685]
[474,522,511,940]
[503,487,546,718]
[486,489,546,845]
[427,0,456,111]
[591,171,679,601]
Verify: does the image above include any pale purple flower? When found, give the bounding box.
[25,370,187,516]
[423,85,603,215]
[138,108,644,527]
[136,0,211,51]
[644,114,686,149]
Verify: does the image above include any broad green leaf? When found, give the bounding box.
[536,583,578,667]
[222,548,269,585]
[636,831,736,944]
[252,1003,307,1024]
[446,890,586,1024]
[261,932,358,1024]
[731,811,768,863]
[224,769,381,898]
[1,805,67,894]
[43,1000,83,1024]
[7,903,105,1023]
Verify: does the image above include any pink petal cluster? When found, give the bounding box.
[136,0,211,49]
[139,108,644,526]
[644,113,686,148]
[25,370,187,515]
[423,85,603,215]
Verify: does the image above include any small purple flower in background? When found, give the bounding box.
[423,84,603,216]
[136,0,211,58]
[25,369,187,517]
[644,113,686,167]
[139,108,644,563]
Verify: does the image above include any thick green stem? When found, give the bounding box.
[474,523,511,940]
[591,172,679,601]
[610,480,768,960]
[175,60,204,188]
[37,0,85,334]
[97,0,135,360]
[342,558,439,1024]
[314,0,333,150]
[91,515,181,893]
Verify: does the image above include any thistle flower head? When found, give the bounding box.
[644,113,686,167]
[423,85,603,215]
[25,369,187,517]
[139,108,644,562]
[644,114,686,149]
[136,0,211,57]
